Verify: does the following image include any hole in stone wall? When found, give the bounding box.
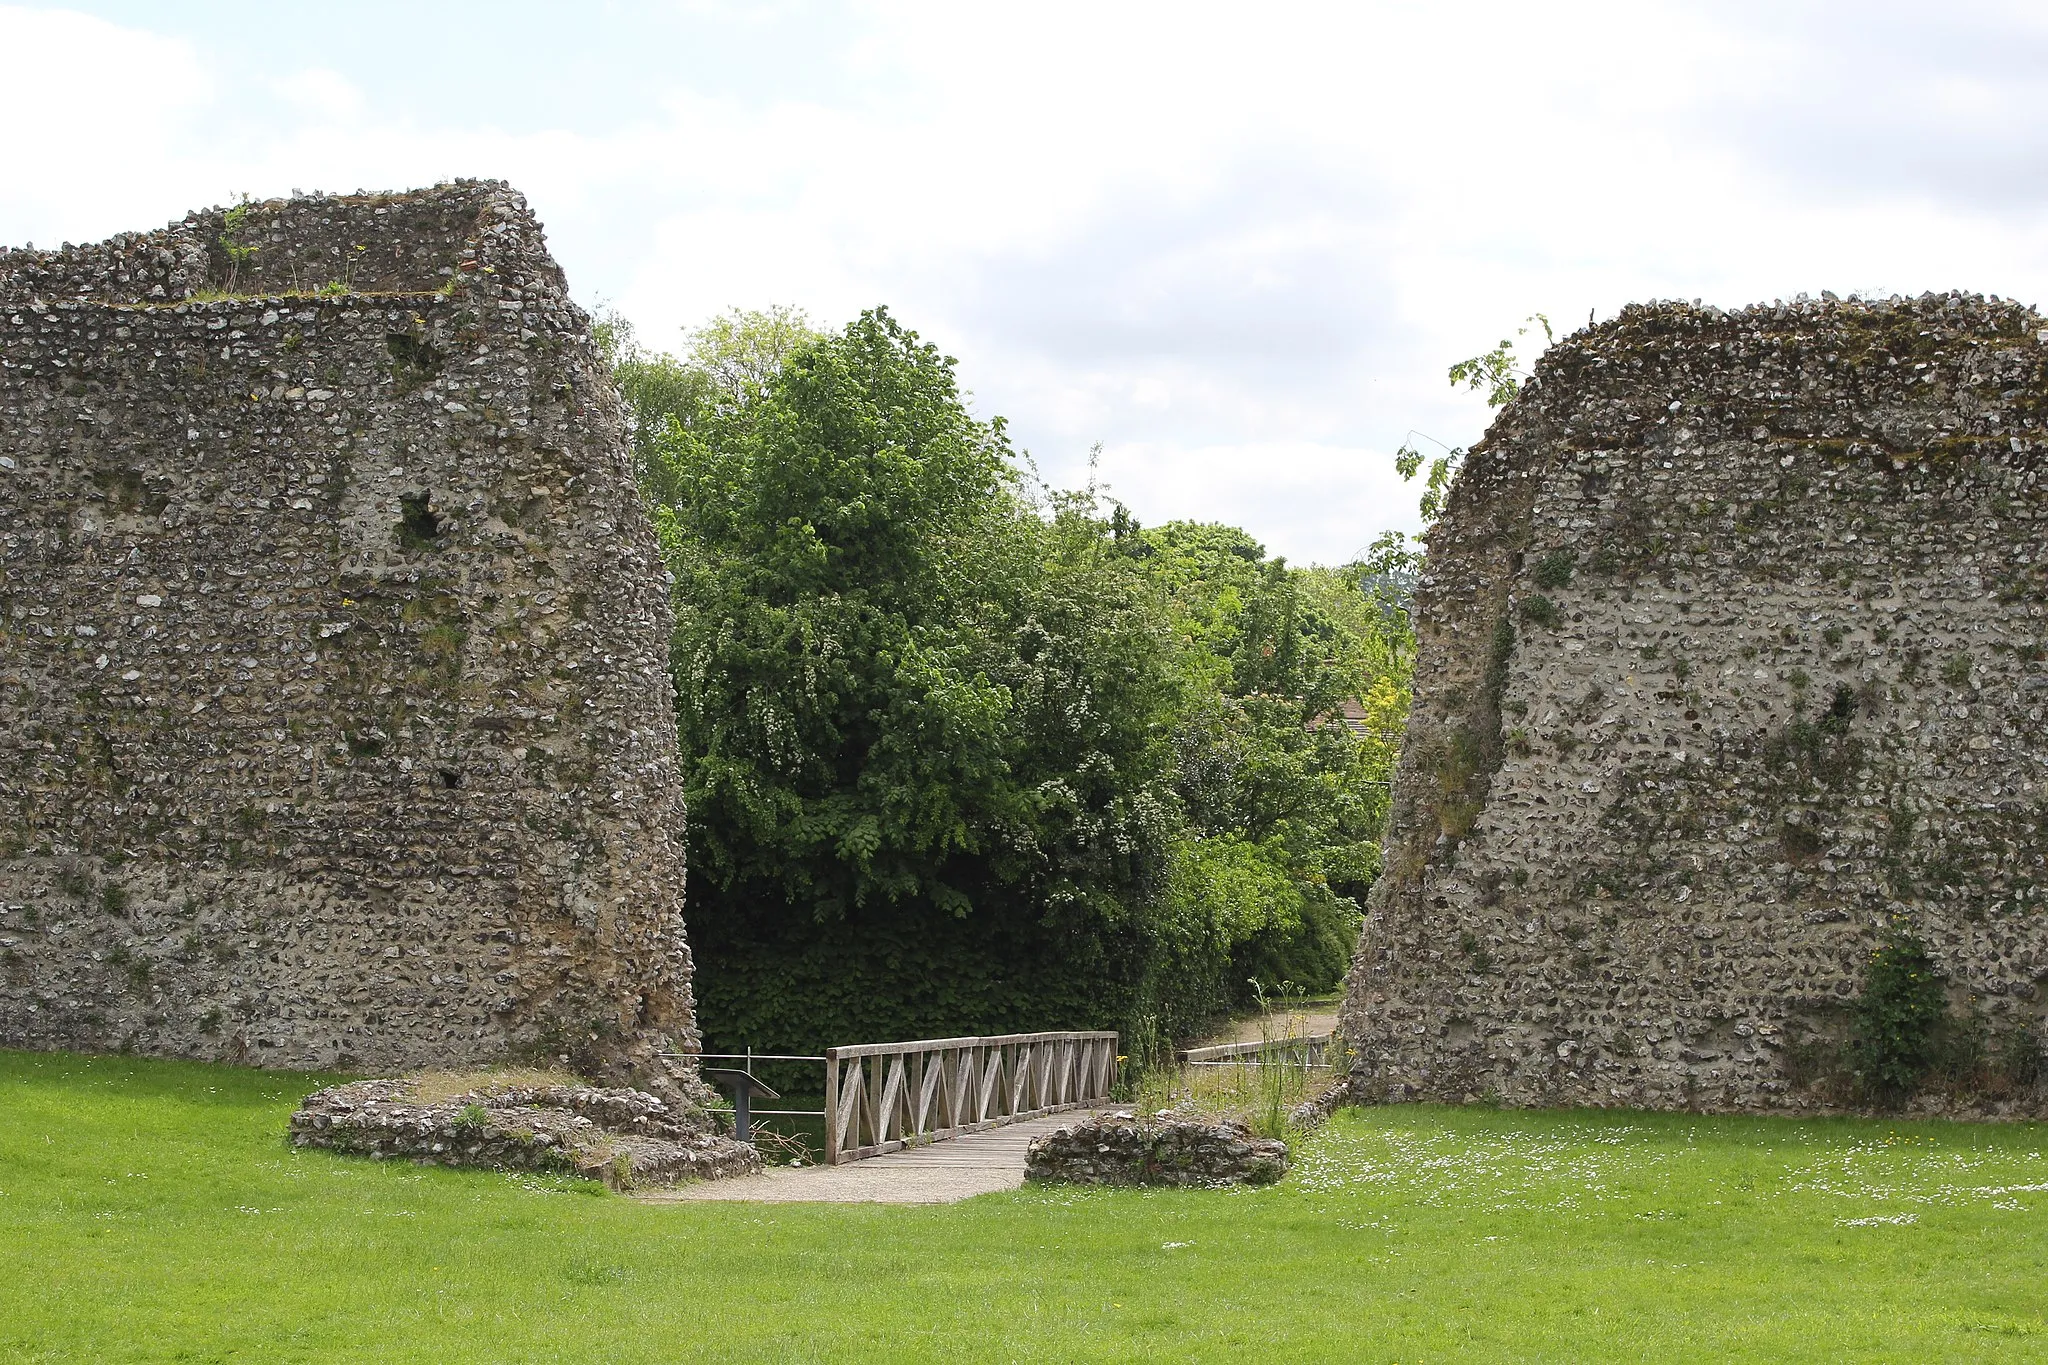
[386,333,445,392]
[1781,821,1826,864]
[92,467,145,513]
[1827,686,1857,722]
[396,493,441,551]
[438,768,463,789]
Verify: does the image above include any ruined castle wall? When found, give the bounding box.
[0,183,695,1083]
[1342,294,2048,1113]
[0,192,490,305]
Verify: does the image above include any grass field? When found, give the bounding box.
[4,1049,2048,1361]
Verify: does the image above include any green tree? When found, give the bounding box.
[1136,522,1405,1003]
[616,303,1416,1061]
[645,307,1202,1057]
[596,305,820,507]
[1850,932,1950,1102]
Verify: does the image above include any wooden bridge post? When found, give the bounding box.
[823,1048,841,1166]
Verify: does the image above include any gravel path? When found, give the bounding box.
[641,1111,1095,1205]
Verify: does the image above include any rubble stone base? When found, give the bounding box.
[290,1077,761,1188]
[1026,1113,1288,1187]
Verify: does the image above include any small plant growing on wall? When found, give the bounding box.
[1849,931,1948,1104]
[1520,594,1561,629]
[1532,550,1578,590]
[218,195,257,292]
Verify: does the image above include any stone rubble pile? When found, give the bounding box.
[290,1077,761,1188]
[1025,1112,1287,1187]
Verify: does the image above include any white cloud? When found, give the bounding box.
[1093,439,1423,566]
[0,6,212,239]
[269,68,367,123]
[7,1,2048,562]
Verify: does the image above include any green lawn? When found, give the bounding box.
[4,1050,2046,1362]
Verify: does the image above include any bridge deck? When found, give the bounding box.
[641,1110,1094,1205]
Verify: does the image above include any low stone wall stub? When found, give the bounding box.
[290,1078,760,1186]
[1025,1113,1288,1186]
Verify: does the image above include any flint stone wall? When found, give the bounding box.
[1025,1114,1288,1186]
[291,1078,758,1187]
[0,182,695,1087]
[1342,293,2048,1113]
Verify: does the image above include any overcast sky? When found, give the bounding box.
[6,2,2047,564]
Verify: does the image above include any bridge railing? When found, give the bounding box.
[1176,1033,1332,1067]
[824,1030,1118,1164]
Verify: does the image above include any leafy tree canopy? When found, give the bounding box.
[612,306,1413,1062]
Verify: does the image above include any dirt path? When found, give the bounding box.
[1205,1004,1340,1046]
[640,1111,1093,1206]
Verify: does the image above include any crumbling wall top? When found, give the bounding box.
[0,180,560,305]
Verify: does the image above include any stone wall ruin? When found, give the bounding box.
[1342,292,2048,1114]
[0,182,696,1088]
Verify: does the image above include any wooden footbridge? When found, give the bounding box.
[651,1030,1117,1205]
[824,1030,1117,1163]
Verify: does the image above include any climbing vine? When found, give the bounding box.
[1848,931,1949,1102]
